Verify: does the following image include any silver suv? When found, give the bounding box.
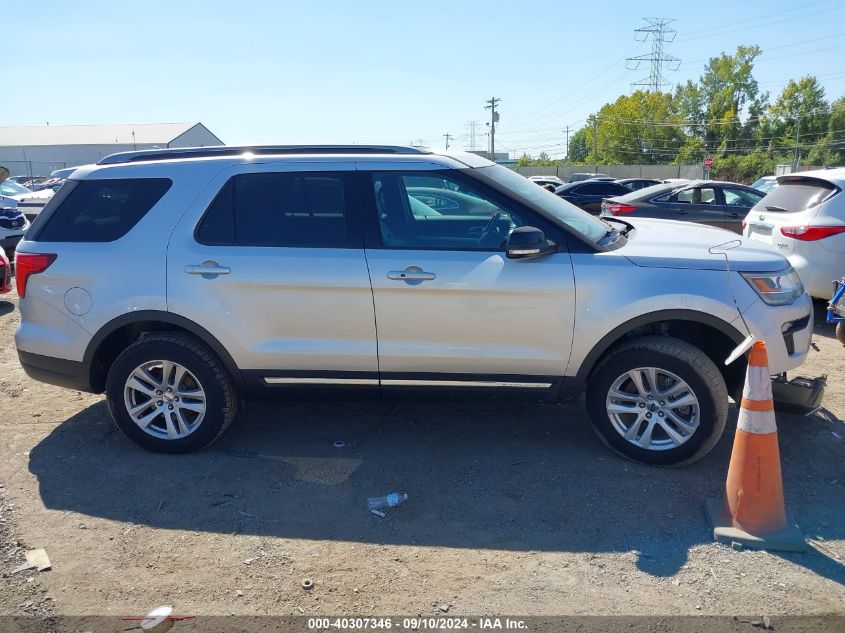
[14,146,813,465]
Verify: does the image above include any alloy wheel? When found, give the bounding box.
[123,360,207,440]
[605,367,700,451]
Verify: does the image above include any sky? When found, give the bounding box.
[5,0,845,158]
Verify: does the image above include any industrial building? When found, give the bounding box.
[0,122,223,177]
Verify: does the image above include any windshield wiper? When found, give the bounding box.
[765,205,788,213]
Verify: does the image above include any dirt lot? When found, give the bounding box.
[0,293,843,628]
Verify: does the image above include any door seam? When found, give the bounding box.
[362,247,382,392]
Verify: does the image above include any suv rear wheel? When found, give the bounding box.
[105,332,237,453]
[586,336,728,466]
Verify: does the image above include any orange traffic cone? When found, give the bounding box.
[705,341,805,551]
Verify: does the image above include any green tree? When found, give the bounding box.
[698,45,765,150]
[673,80,706,139]
[826,96,845,164]
[568,127,589,163]
[591,91,686,164]
[762,76,829,163]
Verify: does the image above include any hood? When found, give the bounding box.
[11,188,54,201]
[619,217,788,272]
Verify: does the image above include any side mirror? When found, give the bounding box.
[506,226,555,259]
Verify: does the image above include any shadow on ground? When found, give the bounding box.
[27,389,845,581]
[813,298,841,341]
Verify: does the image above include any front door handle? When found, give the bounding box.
[185,260,231,277]
[387,266,436,285]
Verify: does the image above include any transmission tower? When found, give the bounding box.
[625,18,681,92]
[465,120,480,151]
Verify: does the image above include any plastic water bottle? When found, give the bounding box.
[367,492,408,511]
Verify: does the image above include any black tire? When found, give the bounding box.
[586,336,728,466]
[105,332,237,453]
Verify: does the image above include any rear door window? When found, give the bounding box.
[196,172,351,247]
[33,178,172,242]
[674,187,716,205]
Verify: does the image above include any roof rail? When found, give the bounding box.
[97,145,431,165]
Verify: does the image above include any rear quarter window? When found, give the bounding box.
[32,178,172,242]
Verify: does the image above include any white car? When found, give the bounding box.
[528,175,565,188]
[0,179,54,220]
[744,168,845,299]
[0,196,30,257]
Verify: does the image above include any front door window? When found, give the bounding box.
[372,172,525,250]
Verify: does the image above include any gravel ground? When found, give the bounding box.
[0,293,843,629]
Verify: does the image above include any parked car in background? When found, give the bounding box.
[8,176,47,189]
[615,178,663,191]
[600,180,765,233]
[744,168,845,299]
[568,172,612,183]
[554,180,631,214]
[406,187,498,216]
[751,175,777,194]
[0,246,10,294]
[0,205,30,258]
[528,175,565,189]
[0,179,55,221]
[14,144,812,465]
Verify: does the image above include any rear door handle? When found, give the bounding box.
[185,260,231,277]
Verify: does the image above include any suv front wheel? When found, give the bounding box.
[105,332,237,453]
[586,336,728,466]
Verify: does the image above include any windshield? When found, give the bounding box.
[473,164,610,242]
[751,177,777,194]
[0,180,31,196]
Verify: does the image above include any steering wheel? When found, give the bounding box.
[477,212,511,248]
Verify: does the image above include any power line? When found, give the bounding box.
[680,2,842,42]
[626,18,681,91]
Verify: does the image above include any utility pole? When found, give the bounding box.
[443,133,453,150]
[626,18,681,91]
[792,113,801,172]
[564,125,570,162]
[590,116,599,168]
[484,97,501,159]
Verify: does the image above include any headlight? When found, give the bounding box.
[741,268,805,306]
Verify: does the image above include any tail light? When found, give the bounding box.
[604,203,637,216]
[780,225,845,241]
[15,253,57,298]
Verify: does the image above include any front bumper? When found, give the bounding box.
[741,293,814,374]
